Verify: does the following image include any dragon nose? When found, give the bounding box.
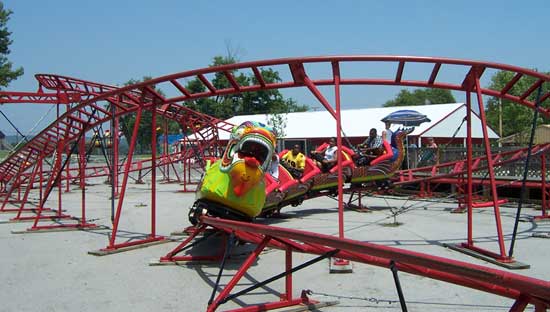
[244,156,260,168]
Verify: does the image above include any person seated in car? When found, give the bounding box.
[356,128,383,166]
[311,137,338,173]
[281,144,305,178]
[268,154,280,180]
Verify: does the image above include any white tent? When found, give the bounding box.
[221,103,499,145]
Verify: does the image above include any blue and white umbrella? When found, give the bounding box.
[381,109,431,127]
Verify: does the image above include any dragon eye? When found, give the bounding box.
[227,144,236,158]
[221,141,238,167]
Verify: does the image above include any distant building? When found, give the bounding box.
[221,103,499,152]
[499,124,550,146]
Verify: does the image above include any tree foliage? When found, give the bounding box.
[185,56,308,120]
[485,70,550,138]
[266,112,287,139]
[116,55,309,152]
[383,88,456,107]
[0,2,23,89]
[118,77,180,153]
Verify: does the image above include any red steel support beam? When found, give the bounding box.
[108,106,143,248]
[151,106,157,237]
[535,153,550,220]
[466,91,474,246]
[0,91,80,104]
[207,236,272,312]
[79,132,86,225]
[13,152,41,219]
[113,112,120,197]
[31,142,62,227]
[332,61,345,239]
[203,217,550,304]
[472,75,508,260]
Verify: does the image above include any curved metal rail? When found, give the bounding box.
[2,56,549,185]
[201,216,550,311]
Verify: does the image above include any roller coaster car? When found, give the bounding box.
[188,121,413,225]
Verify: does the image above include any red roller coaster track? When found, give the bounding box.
[199,216,550,311]
[0,55,549,311]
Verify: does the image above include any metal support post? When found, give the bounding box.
[473,76,508,260]
[151,106,157,237]
[466,92,473,246]
[79,130,87,225]
[113,115,119,197]
[207,237,272,312]
[536,153,550,219]
[108,107,142,248]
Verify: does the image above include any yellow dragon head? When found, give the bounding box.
[219,121,277,196]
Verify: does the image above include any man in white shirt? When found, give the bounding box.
[384,121,393,144]
[268,154,279,180]
[311,137,338,172]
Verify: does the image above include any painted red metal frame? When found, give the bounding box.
[535,153,550,220]
[396,143,550,209]
[1,55,549,257]
[0,83,232,249]
[0,90,81,104]
[3,57,549,190]
[200,216,550,311]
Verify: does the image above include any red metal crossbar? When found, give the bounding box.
[2,55,549,257]
[200,216,550,311]
[0,80,233,251]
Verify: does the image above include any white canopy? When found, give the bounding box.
[220,103,499,141]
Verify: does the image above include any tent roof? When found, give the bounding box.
[219,103,499,140]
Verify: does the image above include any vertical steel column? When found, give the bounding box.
[56,141,63,217]
[65,145,70,193]
[285,246,293,301]
[32,142,63,228]
[181,140,188,191]
[16,168,21,201]
[164,119,170,181]
[113,115,120,197]
[474,76,507,258]
[110,102,116,221]
[151,106,157,237]
[332,61,344,239]
[536,153,549,220]
[108,106,143,247]
[38,153,43,204]
[65,104,71,193]
[56,104,62,215]
[466,91,474,246]
[79,128,86,225]
[542,154,548,217]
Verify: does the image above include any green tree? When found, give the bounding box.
[485,70,550,138]
[185,55,308,119]
[118,77,180,153]
[0,2,23,89]
[383,88,456,107]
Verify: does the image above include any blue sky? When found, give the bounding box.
[1,0,549,135]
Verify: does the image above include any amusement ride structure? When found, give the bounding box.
[1,55,550,311]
